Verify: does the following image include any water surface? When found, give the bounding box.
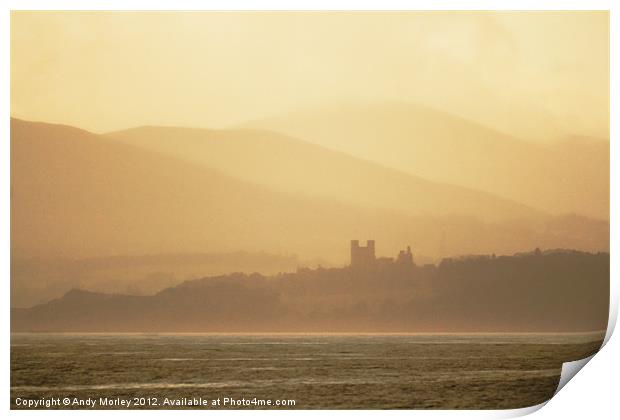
[11,332,604,409]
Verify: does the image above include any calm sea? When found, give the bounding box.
[11,332,604,409]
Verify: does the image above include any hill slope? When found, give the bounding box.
[11,118,380,260]
[11,118,608,269]
[243,102,609,220]
[107,125,541,223]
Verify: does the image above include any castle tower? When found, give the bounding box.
[350,239,376,268]
[367,240,375,258]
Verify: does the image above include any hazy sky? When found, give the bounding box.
[11,11,609,140]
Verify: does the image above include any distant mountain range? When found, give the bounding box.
[107,123,541,223]
[244,102,609,220]
[11,117,609,267]
[11,250,609,333]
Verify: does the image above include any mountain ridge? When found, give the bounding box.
[11,117,609,267]
[241,101,609,220]
[106,123,544,222]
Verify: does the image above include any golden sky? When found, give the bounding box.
[11,11,609,140]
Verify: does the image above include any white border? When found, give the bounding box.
[3,1,617,419]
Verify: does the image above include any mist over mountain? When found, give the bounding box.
[244,102,609,220]
[107,124,541,223]
[11,118,608,270]
[11,250,609,333]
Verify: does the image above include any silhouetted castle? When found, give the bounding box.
[350,240,414,268]
[350,240,375,268]
[397,246,414,265]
